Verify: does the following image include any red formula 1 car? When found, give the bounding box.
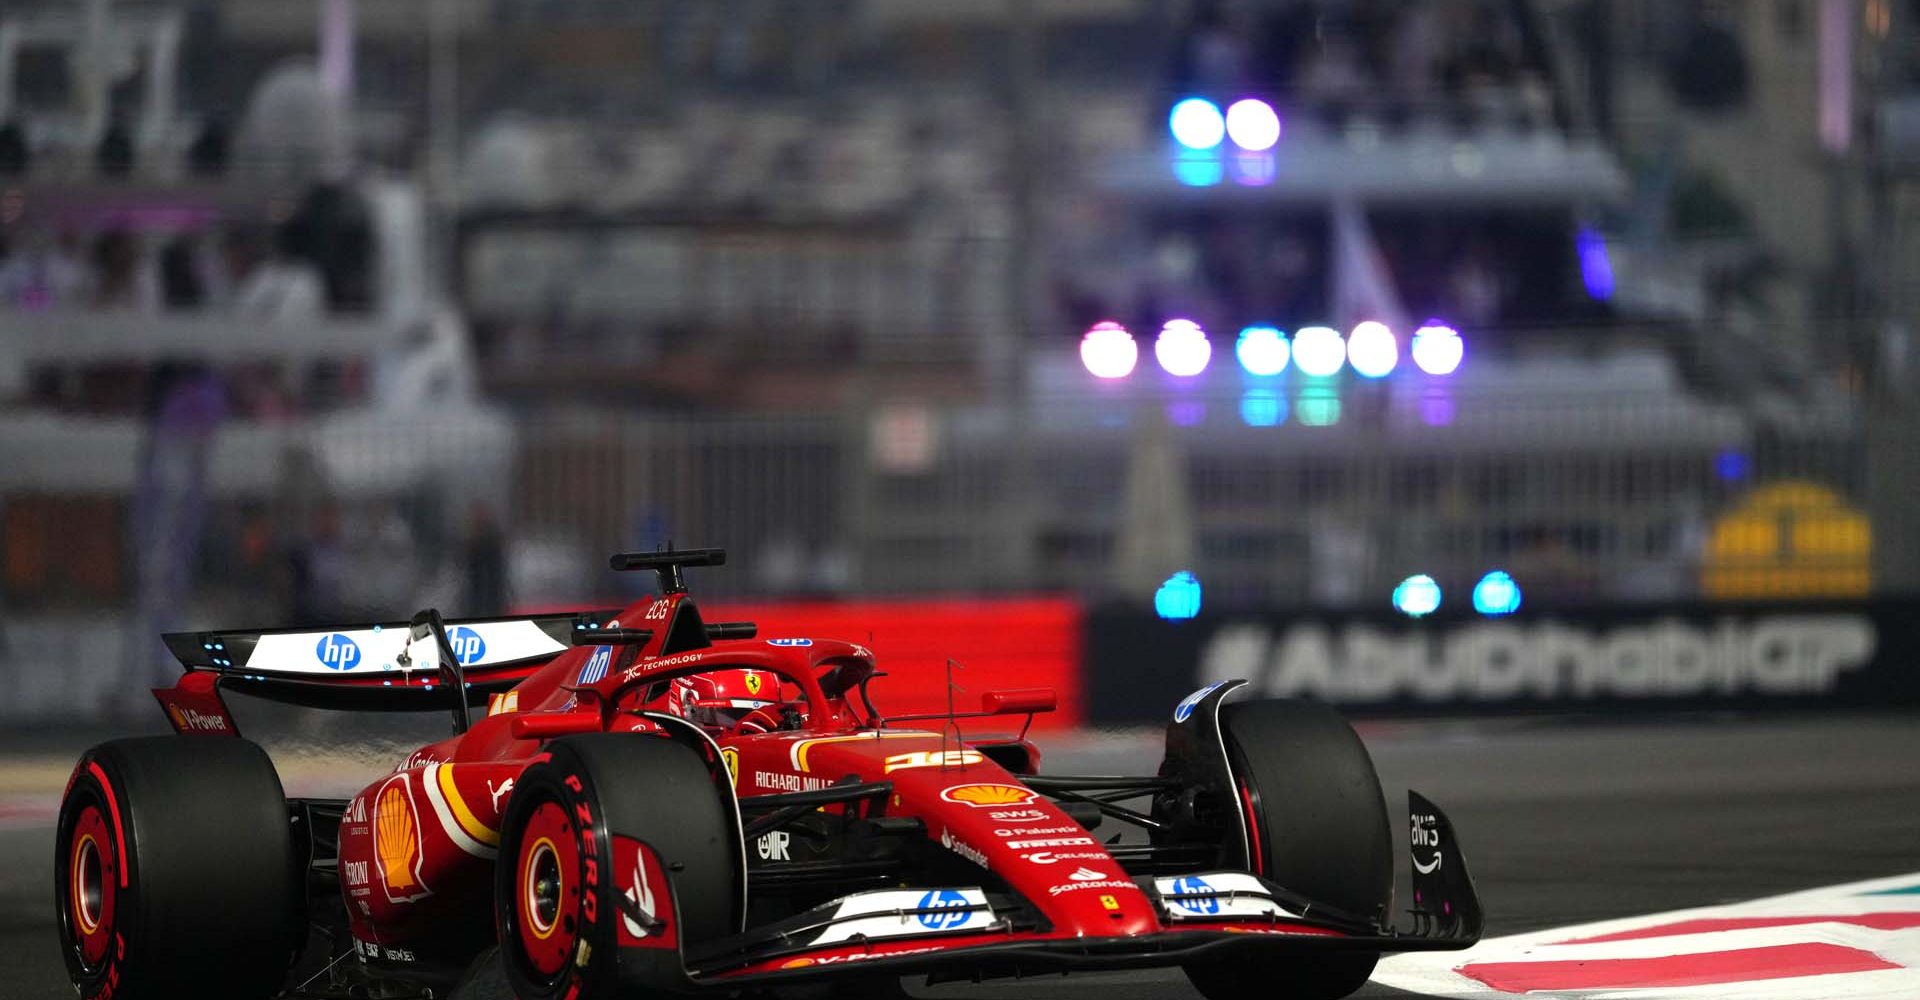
[55,549,1482,1000]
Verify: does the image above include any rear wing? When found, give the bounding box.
[160,608,621,712]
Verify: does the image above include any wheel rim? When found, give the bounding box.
[66,804,116,969]
[524,839,562,938]
[513,800,579,978]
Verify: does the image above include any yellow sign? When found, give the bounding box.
[743,673,763,695]
[1703,481,1871,598]
[721,747,741,786]
[1100,895,1120,911]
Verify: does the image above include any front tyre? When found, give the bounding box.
[495,734,742,1000]
[1184,699,1391,1000]
[54,737,303,1000]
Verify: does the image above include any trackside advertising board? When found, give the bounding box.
[705,598,1084,731]
[1083,601,1920,724]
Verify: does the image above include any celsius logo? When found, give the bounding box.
[316,633,363,670]
[916,889,973,930]
[446,627,486,665]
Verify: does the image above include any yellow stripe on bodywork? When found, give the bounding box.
[790,731,932,772]
[436,763,500,847]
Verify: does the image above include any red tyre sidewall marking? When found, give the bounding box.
[68,805,115,968]
[515,800,579,978]
[84,763,128,889]
[1238,779,1265,875]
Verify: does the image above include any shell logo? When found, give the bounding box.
[373,777,430,902]
[941,784,1037,808]
[781,957,816,969]
[166,704,187,730]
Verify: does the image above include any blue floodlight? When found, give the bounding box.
[1169,99,1226,151]
[1155,571,1203,620]
[1393,574,1442,618]
[1472,571,1522,616]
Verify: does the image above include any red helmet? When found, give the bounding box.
[671,669,781,730]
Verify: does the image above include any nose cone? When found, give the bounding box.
[836,749,1160,937]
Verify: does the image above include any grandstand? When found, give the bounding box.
[1,1,1916,724]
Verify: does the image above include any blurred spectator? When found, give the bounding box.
[288,183,376,312]
[286,503,346,626]
[187,119,230,177]
[159,235,208,309]
[1446,238,1503,325]
[1299,28,1370,105]
[89,228,157,311]
[462,503,509,617]
[1176,0,1256,96]
[95,122,136,177]
[1388,4,1445,100]
[0,121,27,176]
[0,230,87,309]
[227,224,325,322]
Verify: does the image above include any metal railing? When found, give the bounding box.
[0,385,1878,617]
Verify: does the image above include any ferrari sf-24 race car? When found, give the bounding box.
[56,548,1482,1000]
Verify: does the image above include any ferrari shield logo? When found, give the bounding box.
[744,673,763,695]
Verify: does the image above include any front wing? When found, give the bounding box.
[686,790,1482,988]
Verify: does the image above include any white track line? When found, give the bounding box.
[1374,872,1920,1000]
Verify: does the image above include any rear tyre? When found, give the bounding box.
[495,733,742,1000]
[1183,699,1390,1000]
[54,736,303,1000]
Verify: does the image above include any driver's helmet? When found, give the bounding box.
[671,669,781,731]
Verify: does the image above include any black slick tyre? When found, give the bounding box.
[54,736,303,1000]
[494,733,741,1000]
[1184,699,1391,1000]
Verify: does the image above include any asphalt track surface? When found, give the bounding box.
[2,713,1916,1000]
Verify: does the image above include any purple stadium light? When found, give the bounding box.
[1411,322,1464,376]
[1225,99,1282,152]
[1576,226,1615,301]
[1080,321,1139,380]
[1347,321,1398,378]
[1155,319,1213,377]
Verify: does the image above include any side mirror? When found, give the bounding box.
[511,711,603,740]
[980,688,1056,715]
